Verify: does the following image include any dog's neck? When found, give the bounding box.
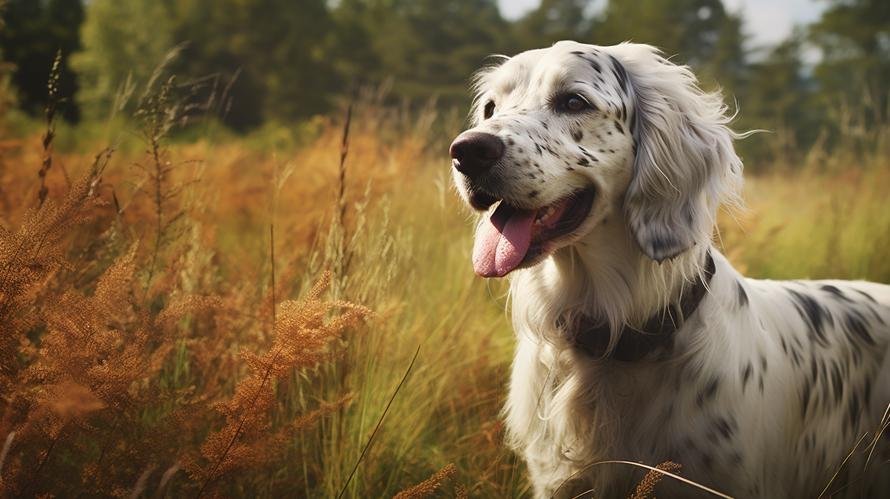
[570,249,714,360]
[510,216,714,355]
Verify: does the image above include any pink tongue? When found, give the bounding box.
[473,205,536,277]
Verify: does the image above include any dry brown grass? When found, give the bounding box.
[0,80,887,497]
[629,461,682,499]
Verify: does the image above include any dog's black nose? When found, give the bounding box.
[449,131,504,178]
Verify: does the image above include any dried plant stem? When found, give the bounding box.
[195,224,278,499]
[0,431,15,477]
[337,344,422,499]
[145,127,165,293]
[393,463,458,499]
[37,50,62,208]
[335,103,353,282]
[817,431,869,498]
[23,424,66,497]
[555,460,732,499]
[270,224,276,329]
[629,461,682,499]
[195,353,282,499]
[138,77,179,295]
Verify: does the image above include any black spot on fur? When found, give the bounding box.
[572,128,583,142]
[821,284,852,302]
[801,382,812,417]
[577,157,590,167]
[696,377,720,408]
[854,289,877,303]
[529,190,539,198]
[789,345,803,368]
[846,391,861,430]
[614,121,624,134]
[787,289,830,347]
[845,311,875,346]
[712,416,736,440]
[830,362,843,403]
[589,59,602,73]
[741,362,753,390]
[609,55,628,94]
[701,452,714,470]
[506,137,515,146]
[736,282,749,307]
[577,146,598,163]
[863,376,873,408]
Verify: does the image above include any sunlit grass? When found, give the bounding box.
[0,98,887,496]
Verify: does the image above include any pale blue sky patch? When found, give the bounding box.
[497,0,827,51]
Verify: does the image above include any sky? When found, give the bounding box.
[497,0,827,50]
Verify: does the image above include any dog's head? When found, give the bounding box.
[451,41,742,278]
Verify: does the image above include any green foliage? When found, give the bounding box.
[0,0,83,121]
[737,33,820,166]
[330,0,511,106]
[512,0,592,50]
[0,0,887,168]
[810,0,890,129]
[70,0,174,121]
[591,0,747,92]
[167,0,336,129]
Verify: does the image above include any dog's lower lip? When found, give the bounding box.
[469,190,499,211]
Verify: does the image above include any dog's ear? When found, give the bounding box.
[611,44,742,262]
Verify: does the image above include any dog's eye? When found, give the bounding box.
[556,93,592,113]
[483,101,495,119]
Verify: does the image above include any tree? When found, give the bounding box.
[589,0,748,93]
[167,0,337,129]
[810,0,890,126]
[71,0,175,121]
[72,0,338,129]
[330,0,510,107]
[739,33,818,165]
[512,0,593,50]
[0,0,84,121]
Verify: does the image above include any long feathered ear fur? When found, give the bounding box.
[610,44,743,262]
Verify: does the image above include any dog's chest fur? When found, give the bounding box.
[505,251,890,498]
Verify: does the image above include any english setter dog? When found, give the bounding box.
[449,41,890,498]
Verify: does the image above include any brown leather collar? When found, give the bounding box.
[570,251,716,362]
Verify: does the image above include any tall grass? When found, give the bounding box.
[0,81,888,497]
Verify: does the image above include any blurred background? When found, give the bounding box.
[0,1,888,498]
[0,0,887,165]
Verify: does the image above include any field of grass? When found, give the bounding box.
[0,93,888,498]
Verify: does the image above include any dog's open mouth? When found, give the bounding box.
[472,187,596,277]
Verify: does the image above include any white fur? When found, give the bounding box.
[453,41,890,498]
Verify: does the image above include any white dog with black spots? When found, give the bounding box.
[449,41,890,498]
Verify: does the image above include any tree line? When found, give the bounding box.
[0,0,887,161]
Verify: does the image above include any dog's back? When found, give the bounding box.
[737,278,890,497]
